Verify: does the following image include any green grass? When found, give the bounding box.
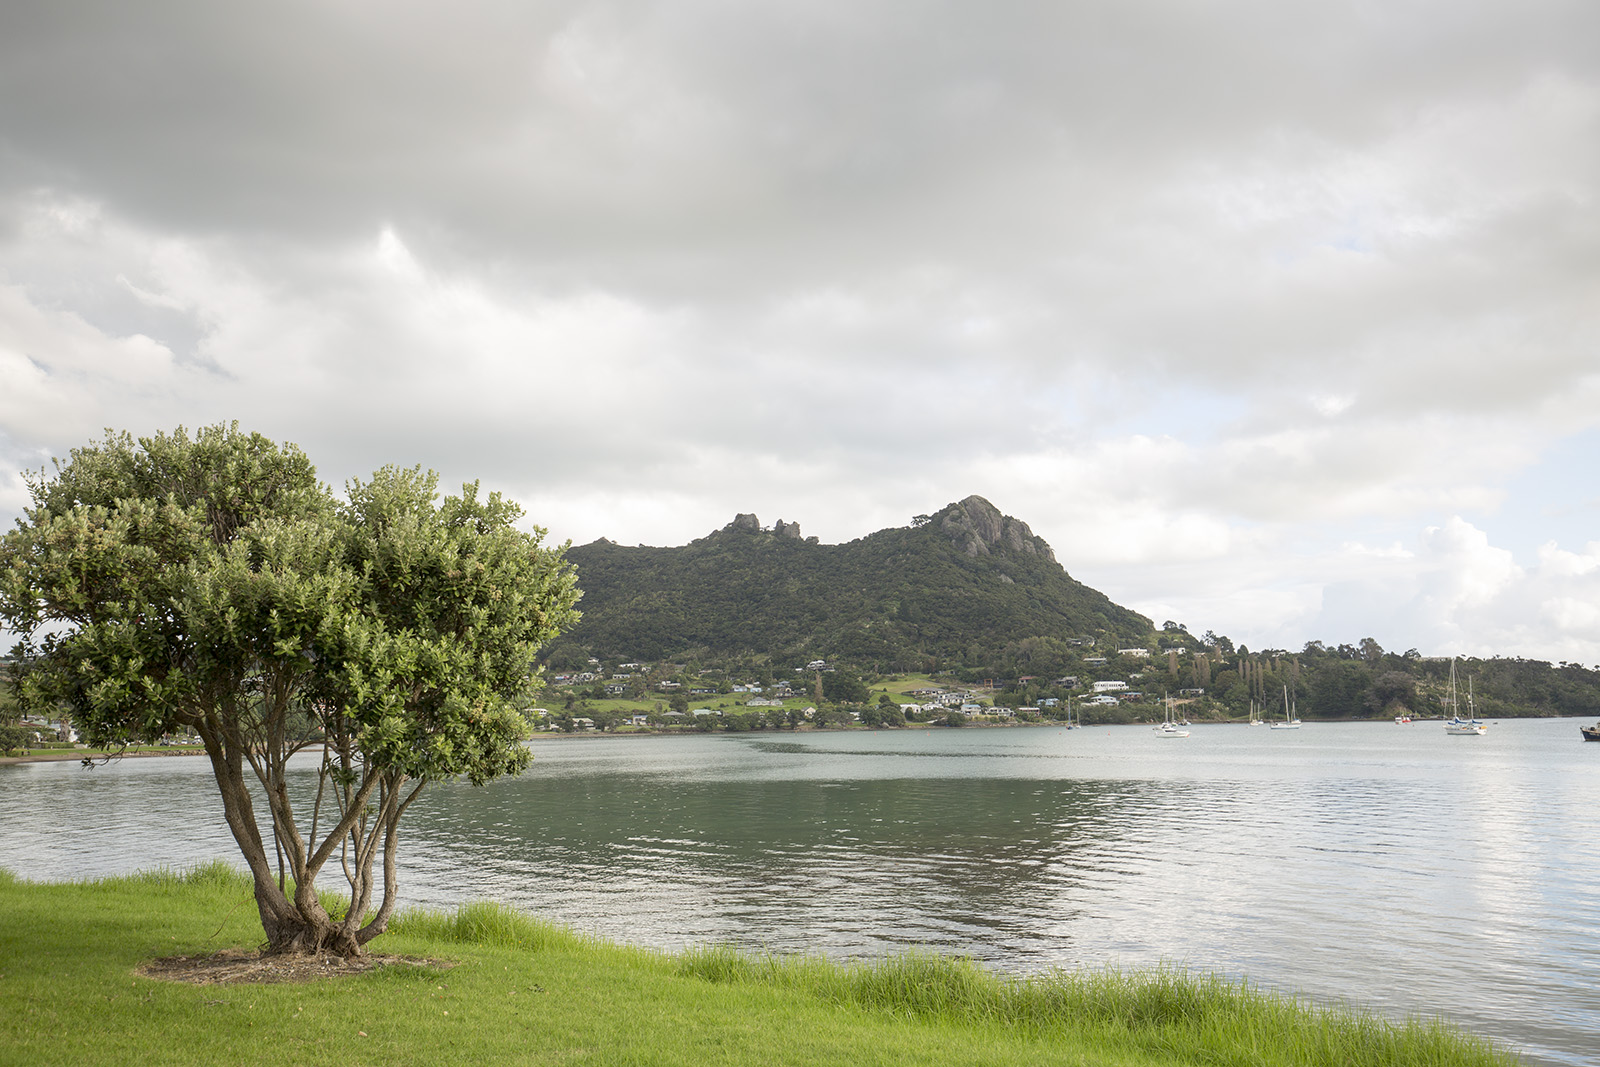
[1,743,209,760]
[0,865,1521,1067]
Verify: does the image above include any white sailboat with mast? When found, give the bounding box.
[1153,693,1189,737]
[1443,660,1487,735]
[1270,684,1301,730]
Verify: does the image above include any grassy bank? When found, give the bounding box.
[0,743,208,764]
[0,865,1520,1067]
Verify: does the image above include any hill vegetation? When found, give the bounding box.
[555,495,1156,671]
[544,494,1600,724]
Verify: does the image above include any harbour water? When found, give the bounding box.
[4,718,1597,1064]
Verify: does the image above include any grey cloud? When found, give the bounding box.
[3,0,1600,660]
[6,1,1594,254]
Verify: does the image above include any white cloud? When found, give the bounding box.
[0,284,181,440]
[1,0,1598,663]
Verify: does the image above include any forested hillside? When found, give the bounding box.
[552,495,1155,670]
[544,495,1600,721]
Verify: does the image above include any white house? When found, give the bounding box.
[1092,680,1128,693]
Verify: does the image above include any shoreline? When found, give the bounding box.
[0,747,207,766]
[6,713,1569,762]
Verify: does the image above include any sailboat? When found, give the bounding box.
[1248,699,1265,727]
[1153,694,1189,738]
[1064,694,1080,730]
[1443,660,1487,735]
[1270,685,1301,730]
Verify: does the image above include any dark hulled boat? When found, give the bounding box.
[1582,723,1600,742]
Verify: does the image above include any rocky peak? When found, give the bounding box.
[938,495,1057,563]
[717,513,810,542]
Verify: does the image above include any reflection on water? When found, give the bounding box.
[5,720,1599,1066]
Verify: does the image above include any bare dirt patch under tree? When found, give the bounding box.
[136,948,454,985]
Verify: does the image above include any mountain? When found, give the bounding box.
[554,495,1155,669]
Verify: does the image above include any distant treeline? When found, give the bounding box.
[994,636,1600,720]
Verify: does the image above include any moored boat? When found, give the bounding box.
[1154,695,1189,738]
[1270,685,1301,730]
[1582,722,1600,742]
[1442,660,1487,736]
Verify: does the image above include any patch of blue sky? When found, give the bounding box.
[1461,425,1600,565]
[1056,381,1254,445]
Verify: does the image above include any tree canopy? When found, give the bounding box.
[0,426,579,956]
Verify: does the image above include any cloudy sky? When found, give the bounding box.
[2,0,1597,663]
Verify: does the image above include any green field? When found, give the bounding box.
[0,865,1520,1066]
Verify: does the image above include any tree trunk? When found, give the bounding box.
[257,889,360,956]
[199,714,373,958]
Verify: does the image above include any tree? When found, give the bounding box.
[0,426,579,957]
[0,721,36,755]
[820,668,870,704]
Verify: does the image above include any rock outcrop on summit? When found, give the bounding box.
[939,495,1056,563]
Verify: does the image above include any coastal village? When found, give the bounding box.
[541,648,1206,732]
